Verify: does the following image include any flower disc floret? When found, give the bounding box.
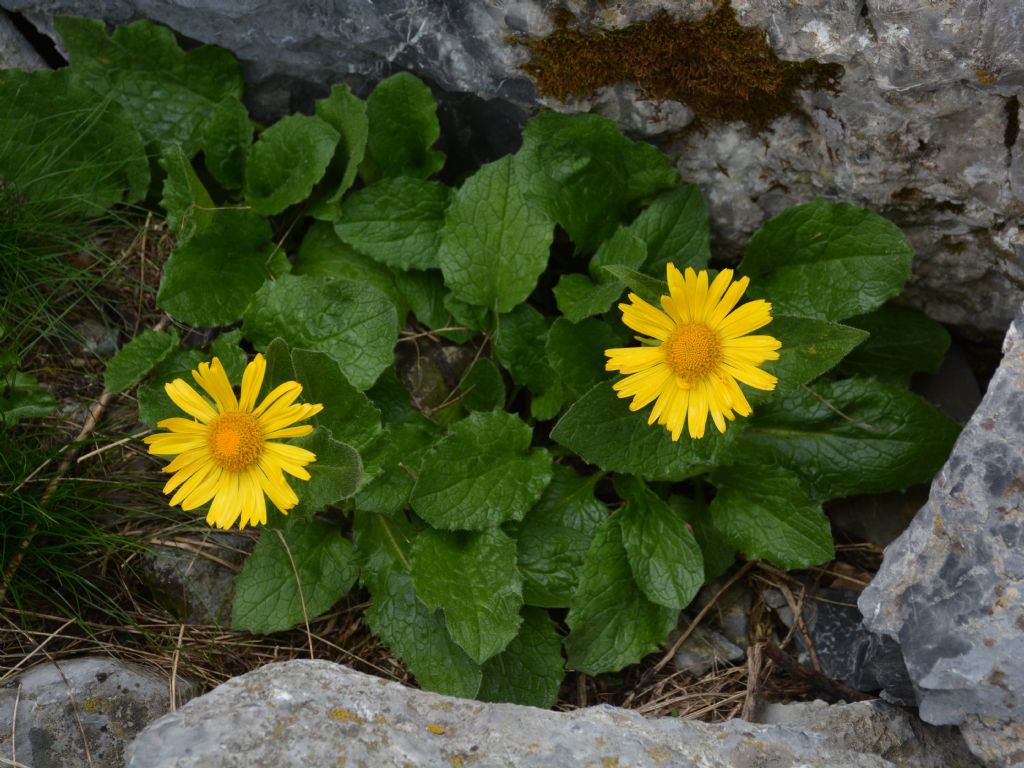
[142,354,323,530]
[604,264,781,441]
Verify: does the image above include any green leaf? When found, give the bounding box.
[840,306,951,385]
[671,496,735,582]
[517,464,606,608]
[0,68,149,214]
[551,383,739,481]
[616,477,704,610]
[290,348,383,451]
[411,528,523,664]
[589,226,650,282]
[565,516,678,675]
[0,367,57,425]
[289,428,362,516]
[630,184,711,273]
[293,222,406,317]
[478,607,565,708]
[599,264,667,306]
[264,339,383,452]
[160,143,215,241]
[553,228,647,322]
[437,155,553,313]
[553,274,625,324]
[734,378,961,498]
[157,209,274,326]
[55,16,242,153]
[244,114,339,215]
[104,328,179,394]
[136,349,206,427]
[355,417,442,515]
[243,274,398,391]
[364,565,481,698]
[709,464,834,569]
[309,84,368,219]
[546,317,627,402]
[209,329,248,381]
[762,315,868,393]
[740,200,914,321]
[232,517,359,633]
[362,72,445,182]
[460,358,506,412]
[200,96,252,190]
[516,112,678,253]
[354,510,481,697]
[493,303,564,420]
[335,177,451,270]
[352,508,418,584]
[494,303,556,395]
[410,411,553,530]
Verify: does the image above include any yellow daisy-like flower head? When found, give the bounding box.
[143,354,323,530]
[604,264,781,441]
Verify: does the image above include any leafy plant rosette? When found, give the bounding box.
[6,18,960,708]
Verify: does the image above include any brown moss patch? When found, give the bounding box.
[518,3,843,129]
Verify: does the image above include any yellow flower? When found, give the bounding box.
[143,354,323,530]
[604,264,781,441]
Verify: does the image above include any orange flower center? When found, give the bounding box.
[662,321,722,381]
[206,411,264,472]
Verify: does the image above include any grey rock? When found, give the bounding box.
[752,700,980,768]
[127,659,981,768]
[0,1,1021,334]
[138,531,254,626]
[0,11,45,70]
[0,656,198,768]
[764,587,916,704]
[670,624,745,677]
[860,303,1024,767]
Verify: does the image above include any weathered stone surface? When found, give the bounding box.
[2,0,1020,334]
[752,700,980,768]
[127,659,981,768]
[671,624,745,677]
[138,531,254,626]
[860,304,1024,767]
[0,656,198,768]
[0,11,45,70]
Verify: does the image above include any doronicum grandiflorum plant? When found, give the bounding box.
[4,16,960,707]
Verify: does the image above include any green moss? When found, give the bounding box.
[518,3,843,130]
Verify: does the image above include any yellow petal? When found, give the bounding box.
[258,403,321,434]
[706,276,751,327]
[619,294,676,341]
[263,442,315,480]
[178,467,221,511]
[257,458,299,511]
[718,300,774,338]
[721,361,778,391]
[263,424,315,440]
[700,269,735,323]
[162,447,208,475]
[144,433,207,456]
[193,358,238,413]
[687,381,709,439]
[239,354,266,412]
[242,469,268,528]
[168,461,216,507]
[165,379,218,423]
[605,345,665,374]
[154,417,205,434]
[664,385,690,441]
[666,263,687,307]
[253,381,303,418]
